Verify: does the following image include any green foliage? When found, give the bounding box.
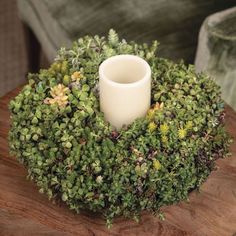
[9,29,232,227]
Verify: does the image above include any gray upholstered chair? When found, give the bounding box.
[14,0,236,108]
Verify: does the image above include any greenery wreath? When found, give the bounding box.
[9,29,231,227]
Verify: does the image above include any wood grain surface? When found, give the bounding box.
[0,87,236,236]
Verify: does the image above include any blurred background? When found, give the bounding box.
[0,0,236,109]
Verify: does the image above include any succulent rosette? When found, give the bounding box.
[9,30,231,227]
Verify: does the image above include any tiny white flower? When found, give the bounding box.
[210,118,219,127]
[138,156,143,162]
[96,175,103,184]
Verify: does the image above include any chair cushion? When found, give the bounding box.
[17,0,235,62]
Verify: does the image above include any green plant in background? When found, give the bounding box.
[8,29,232,227]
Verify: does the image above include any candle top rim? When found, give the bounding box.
[99,54,151,88]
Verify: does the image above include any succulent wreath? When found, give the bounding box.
[9,29,231,227]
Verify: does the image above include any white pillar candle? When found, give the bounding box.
[99,54,151,130]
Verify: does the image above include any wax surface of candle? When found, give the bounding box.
[99,55,151,129]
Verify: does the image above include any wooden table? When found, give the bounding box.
[0,87,236,236]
